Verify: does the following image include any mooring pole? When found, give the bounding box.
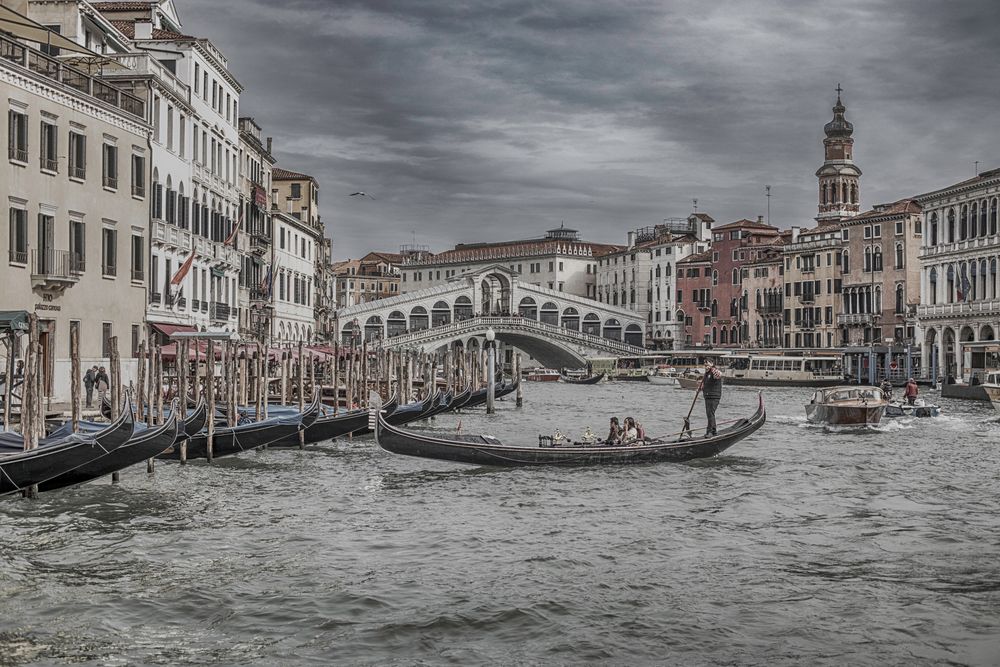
[486,328,496,414]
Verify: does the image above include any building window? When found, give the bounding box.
[102,227,117,276]
[40,120,58,172]
[131,155,145,197]
[8,110,28,163]
[102,322,112,358]
[70,219,85,272]
[895,221,904,235]
[131,234,144,281]
[69,131,86,180]
[8,208,27,263]
[102,143,118,189]
[279,226,285,249]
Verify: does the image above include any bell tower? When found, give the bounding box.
[815,85,862,223]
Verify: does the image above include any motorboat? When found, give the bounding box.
[805,386,887,426]
[524,368,560,382]
[884,399,941,418]
[647,366,679,386]
[982,372,1000,411]
[724,353,845,387]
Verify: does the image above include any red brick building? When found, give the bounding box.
[675,250,714,346]
[709,217,783,346]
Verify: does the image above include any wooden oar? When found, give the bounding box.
[681,379,703,439]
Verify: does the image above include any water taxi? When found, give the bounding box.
[724,353,844,387]
[524,368,560,382]
[981,371,1000,411]
[805,386,887,426]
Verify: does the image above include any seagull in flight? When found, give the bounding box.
[349,191,375,200]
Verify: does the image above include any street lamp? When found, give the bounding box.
[485,327,496,414]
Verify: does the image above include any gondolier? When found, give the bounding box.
[702,359,723,436]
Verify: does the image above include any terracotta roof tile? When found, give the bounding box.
[677,250,713,264]
[713,219,780,232]
[272,167,314,181]
[92,1,156,10]
[108,19,191,40]
[853,198,922,220]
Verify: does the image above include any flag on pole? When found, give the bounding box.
[224,207,244,246]
[168,241,196,306]
[259,263,273,298]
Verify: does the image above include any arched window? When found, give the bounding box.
[518,296,538,319]
[582,313,601,336]
[712,270,718,286]
[822,183,828,205]
[929,212,938,245]
[991,199,998,236]
[895,243,904,269]
[947,209,956,243]
[409,305,429,331]
[602,318,622,341]
[387,310,407,337]
[851,183,858,204]
[895,284,904,314]
[453,295,473,321]
[731,268,738,285]
[960,205,968,240]
[711,299,718,317]
[561,307,580,331]
[720,328,728,344]
[540,302,559,326]
[431,300,451,327]
[842,249,849,273]
[980,200,988,237]
[929,267,938,305]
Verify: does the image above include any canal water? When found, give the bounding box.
[1,382,999,665]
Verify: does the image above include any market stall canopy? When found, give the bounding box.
[0,5,95,56]
[0,311,29,334]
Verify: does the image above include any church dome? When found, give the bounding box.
[824,92,854,139]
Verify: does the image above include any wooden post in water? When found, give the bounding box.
[238,345,248,409]
[206,338,215,463]
[3,333,14,432]
[178,338,188,464]
[156,344,165,425]
[227,341,237,428]
[346,344,355,409]
[135,339,146,424]
[22,314,40,497]
[109,336,121,421]
[297,341,305,412]
[191,339,201,407]
[70,324,81,433]
[332,341,340,414]
[515,353,523,408]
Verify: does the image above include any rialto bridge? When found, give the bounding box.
[331,266,648,368]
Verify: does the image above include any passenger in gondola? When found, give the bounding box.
[622,417,638,444]
[606,416,622,444]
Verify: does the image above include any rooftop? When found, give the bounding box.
[273,167,315,182]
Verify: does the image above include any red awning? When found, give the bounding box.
[149,322,198,338]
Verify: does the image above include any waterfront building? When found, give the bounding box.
[709,217,782,346]
[916,168,1000,382]
[314,237,336,343]
[837,199,922,348]
[333,252,403,309]
[237,117,275,344]
[595,215,711,349]
[271,168,322,344]
[77,0,245,339]
[674,250,714,347]
[0,20,149,401]
[781,226,843,349]
[740,244,786,348]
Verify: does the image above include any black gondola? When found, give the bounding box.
[561,373,604,385]
[0,401,135,496]
[347,393,399,437]
[39,405,181,492]
[384,391,438,426]
[446,385,474,411]
[374,393,766,466]
[157,393,322,460]
[100,396,209,439]
[420,390,454,420]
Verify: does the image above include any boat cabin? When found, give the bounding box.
[810,386,884,405]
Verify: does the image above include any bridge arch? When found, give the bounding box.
[625,323,643,346]
[518,296,538,320]
[410,305,429,331]
[481,272,512,315]
[432,300,451,327]
[582,313,600,336]
[561,307,580,331]
[604,318,622,341]
[387,310,406,337]
[540,301,559,326]
[454,295,473,321]
[364,315,384,342]
[340,320,360,344]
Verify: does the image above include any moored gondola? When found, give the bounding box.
[0,400,135,496]
[385,391,437,426]
[560,373,604,385]
[374,393,766,466]
[39,403,181,492]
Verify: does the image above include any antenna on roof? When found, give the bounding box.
[692,198,698,213]
[975,161,980,176]
[764,185,772,225]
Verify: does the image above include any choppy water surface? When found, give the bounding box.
[2,382,1000,666]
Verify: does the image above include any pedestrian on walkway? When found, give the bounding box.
[83,366,97,407]
[701,359,723,436]
[95,366,110,408]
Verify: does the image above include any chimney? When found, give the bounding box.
[757,215,764,224]
[791,226,801,243]
[627,231,636,248]
[266,137,273,154]
[134,20,153,40]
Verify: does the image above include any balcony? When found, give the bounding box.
[131,269,144,282]
[8,146,27,163]
[192,298,200,311]
[210,302,231,322]
[918,300,1000,319]
[150,292,162,305]
[837,313,874,326]
[0,33,145,120]
[250,233,270,255]
[103,175,118,190]
[70,166,86,180]
[8,249,27,264]
[132,184,146,198]
[30,249,81,294]
[102,263,117,277]
[798,293,816,305]
[249,288,272,305]
[41,157,58,173]
[759,304,784,316]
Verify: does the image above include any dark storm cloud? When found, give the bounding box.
[180,0,1000,258]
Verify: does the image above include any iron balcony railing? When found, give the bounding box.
[0,32,145,119]
[8,147,27,163]
[131,269,144,282]
[31,249,83,280]
[150,292,162,305]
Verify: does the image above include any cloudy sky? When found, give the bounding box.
[183,0,1000,260]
